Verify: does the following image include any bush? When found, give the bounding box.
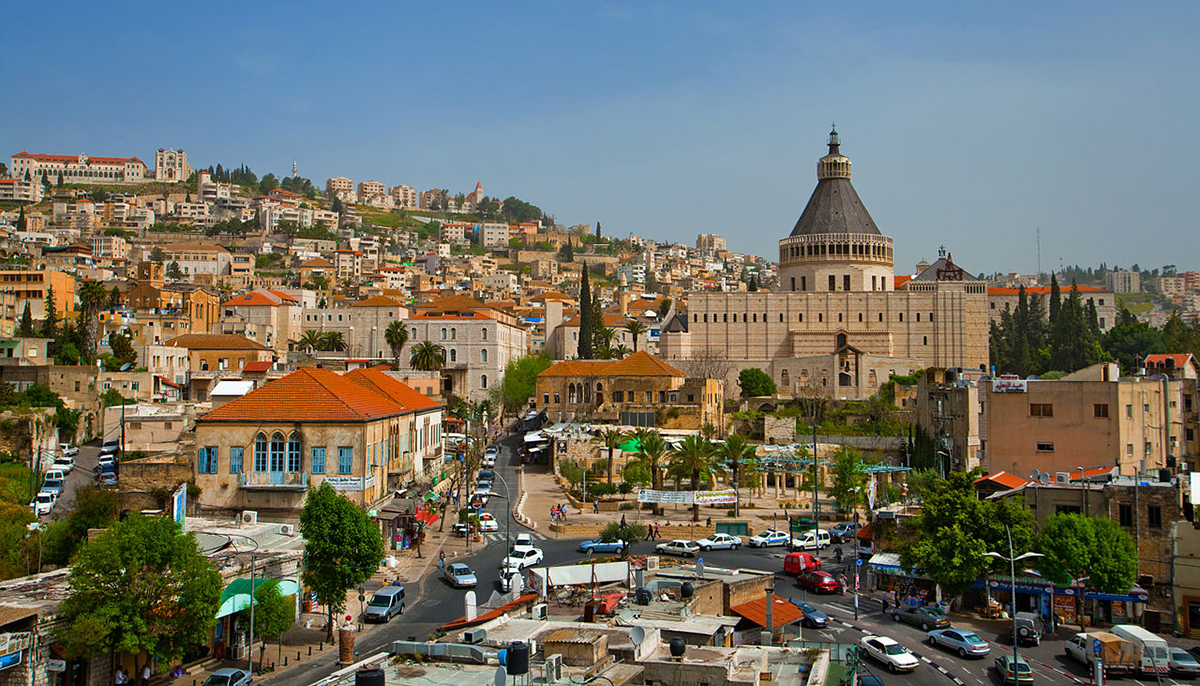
[587,482,618,498]
[619,503,634,510]
[726,509,737,517]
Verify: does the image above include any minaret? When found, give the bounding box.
[292,160,298,178]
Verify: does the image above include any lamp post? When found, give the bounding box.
[984,526,1043,686]
[1077,465,1087,514]
[809,424,819,542]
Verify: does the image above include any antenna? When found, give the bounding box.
[1035,227,1041,283]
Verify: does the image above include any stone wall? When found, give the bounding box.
[763,416,797,445]
[724,573,774,612]
[687,579,725,616]
[119,455,193,512]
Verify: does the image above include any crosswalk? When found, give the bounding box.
[483,531,549,543]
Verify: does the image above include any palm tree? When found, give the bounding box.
[635,429,671,491]
[77,280,108,359]
[321,331,347,351]
[410,341,446,371]
[596,326,616,350]
[670,434,715,522]
[298,330,324,353]
[597,428,627,484]
[612,344,631,358]
[623,319,647,352]
[716,433,755,514]
[384,321,408,369]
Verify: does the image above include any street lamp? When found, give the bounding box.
[1077,465,1088,513]
[984,525,1044,686]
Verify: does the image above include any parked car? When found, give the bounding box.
[444,563,478,589]
[477,470,495,486]
[499,568,521,593]
[1012,611,1043,646]
[451,523,470,537]
[860,635,920,673]
[502,547,544,570]
[97,474,118,487]
[201,668,252,686]
[99,439,120,456]
[1064,632,1137,675]
[484,447,499,467]
[467,491,490,507]
[512,533,534,550]
[29,492,56,516]
[783,552,821,575]
[829,522,860,543]
[748,529,791,548]
[363,586,405,622]
[51,457,74,474]
[1170,648,1200,678]
[994,654,1034,684]
[43,469,66,484]
[795,601,830,629]
[97,454,116,468]
[60,444,79,457]
[927,628,990,658]
[892,605,950,631]
[797,570,838,593]
[40,478,64,497]
[790,529,832,551]
[694,533,742,551]
[579,538,629,555]
[477,512,499,532]
[95,464,118,482]
[655,539,701,557]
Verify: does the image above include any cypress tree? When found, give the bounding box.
[590,281,605,354]
[1049,274,1061,323]
[18,303,33,337]
[41,286,58,338]
[578,265,593,359]
[595,222,601,241]
[16,205,26,231]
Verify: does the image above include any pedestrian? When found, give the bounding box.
[644,525,652,541]
[141,663,151,686]
[881,594,889,614]
[115,667,129,686]
[620,514,627,529]
[439,551,445,569]
[834,546,843,564]
[593,499,599,514]
[654,522,661,540]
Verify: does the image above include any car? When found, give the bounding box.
[502,547,544,570]
[499,568,522,592]
[860,635,920,673]
[1170,648,1200,678]
[95,464,118,481]
[477,469,495,483]
[52,456,74,473]
[444,563,478,588]
[994,654,1034,683]
[512,533,534,549]
[579,538,629,555]
[40,478,64,497]
[99,439,120,456]
[784,552,821,575]
[795,601,830,629]
[60,444,80,457]
[927,628,990,658]
[451,523,470,537]
[1012,611,1043,646]
[694,533,742,551]
[29,492,56,516]
[748,529,791,548]
[363,586,405,622]
[891,605,950,631]
[482,455,496,468]
[790,529,832,551]
[655,539,701,557]
[97,454,116,468]
[829,522,860,542]
[43,469,66,484]
[201,668,252,686]
[468,491,490,507]
[478,512,499,532]
[797,570,838,593]
[858,677,884,686]
[97,474,118,487]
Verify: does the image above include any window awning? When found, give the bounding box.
[216,578,300,618]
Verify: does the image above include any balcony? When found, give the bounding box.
[240,471,309,490]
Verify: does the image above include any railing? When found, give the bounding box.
[239,471,308,490]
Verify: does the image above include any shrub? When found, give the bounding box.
[587,482,618,498]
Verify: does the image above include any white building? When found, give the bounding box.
[154,148,191,182]
[10,151,147,184]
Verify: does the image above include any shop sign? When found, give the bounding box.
[325,476,364,491]
[992,377,1027,393]
[47,659,66,672]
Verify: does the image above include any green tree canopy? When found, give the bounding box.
[491,353,553,413]
[409,340,446,371]
[41,484,120,566]
[737,368,777,397]
[826,446,871,515]
[384,320,409,369]
[299,482,384,640]
[245,579,295,672]
[1037,513,1136,594]
[57,515,222,666]
[669,435,715,522]
[578,265,594,359]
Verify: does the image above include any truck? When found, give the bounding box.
[1064,632,1138,675]
[1111,624,1170,675]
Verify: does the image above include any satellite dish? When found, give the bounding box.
[120,363,133,371]
[1031,469,1041,480]
[630,626,646,647]
[494,666,506,686]
[1040,473,1051,485]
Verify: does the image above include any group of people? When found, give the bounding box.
[643,522,663,540]
[114,664,150,686]
[550,504,570,522]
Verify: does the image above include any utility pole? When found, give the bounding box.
[811,424,819,542]
[247,553,255,674]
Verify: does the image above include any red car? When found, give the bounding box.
[797,570,838,593]
[784,552,821,575]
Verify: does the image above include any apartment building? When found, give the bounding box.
[358,180,385,201]
[439,221,471,245]
[124,282,220,337]
[0,269,75,319]
[1105,270,1141,294]
[159,244,232,276]
[300,294,409,359]
[987,285,1117,331]
[696,233,727,253]
[333,249,363,281]
[197,171,233,202]
[326,176,354,197]
[219,288,303,353]
[0,178,44,203]
[388,184,418,209]
[475,222,510,248]
[10,151,148,184]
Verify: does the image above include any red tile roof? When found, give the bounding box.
[242,361,273,372]
[730,595,806,629]
[344,368,442,412]
[1069,467,1116,481]
[351,295,403,308]
[1145,353,1196,369]
[200,368,413,423]
[165,334,271,351]
[13,151,145,165]
[974,471,1029,490]
[225,290,294,307]
[539,351,684,378]
[894,275,912,289]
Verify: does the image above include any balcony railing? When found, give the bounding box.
[239,471,309,490]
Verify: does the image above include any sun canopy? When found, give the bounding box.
[216,578,300,618]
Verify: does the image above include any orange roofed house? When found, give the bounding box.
[193,367,444,518]
[535,351,723,430]
[164,333,275,400]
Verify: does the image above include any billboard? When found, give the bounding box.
[637,488,737,505]
[992,377,1027,393]
[172,482,187,526]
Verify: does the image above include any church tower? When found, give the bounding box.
[778,127,894,293]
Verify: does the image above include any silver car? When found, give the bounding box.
[444,563,478,588]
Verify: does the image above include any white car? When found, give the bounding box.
[60,444,79,457]
[790,529,832,551]
[694,533,743,551]
[655,539,701,557]
[502,547,544,570]
[860,635,920,673]
[748,529,791,548]
[478,512,499,532]
[29,491,56,516]
[51,458,74,474]
[512,533,534,549]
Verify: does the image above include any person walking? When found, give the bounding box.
[141,663,151,686]
[115,668,129,686]
[438,551,445,569]
[881,594,889,614]
[593,499,599,514]
[654,522,661,540]
[834,546,843,565]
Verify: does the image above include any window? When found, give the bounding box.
[270,432,285,472]
[311,447,326,474]
[1148,505,1162,529]
[1144,403,1150,413]
[287,433,302,472]
[1126,443,1134,457]
[411,327,417,338]
[923,336,928,345]
[337,447,353,474]
[449,349,456,362]
[553,392,560,403]
[440,328,447,340]
[480,374,488,389]
[613,390,624,402]
[1036,442,1055,452]
[481,349,487,363]
[1055,504,1081,515]
[1126,404,1133,418]
[543,393,549,404]
[843,274,850,291]
[198,446,218,473]
[1094,404,1109,418]
[229,447,243,474]
[828,275,836,291]
[917,313,921,322]
[1119,503,1134,527]
[1189,428,1195,442]
[450,328,456,340]
[801,276,806,291]
[1030,403,1054,417]
[254,433,268,472]
[646,391,653,403]
[659,391,667,403]
[898,313,903,322]
[1145,441,1152,455]
[481,328,487,340]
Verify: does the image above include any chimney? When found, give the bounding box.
[761,587,774,646]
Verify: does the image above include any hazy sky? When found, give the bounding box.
[3,2,1197,275]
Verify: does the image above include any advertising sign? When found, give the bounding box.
[992,377,1028,393]
[693,489,737,505]
[325,476,364,491]
[172,482,187,527]
[637,489,693,505]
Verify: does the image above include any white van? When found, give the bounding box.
[1111,624,1170,675]
[790,529,832,551]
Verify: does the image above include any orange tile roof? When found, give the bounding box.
[14,151,145,165]
[242,360,272,372]
[1145,353,1196,369]
[164,334,271,351]
[351,295,404,308]
[730,595,806,630]
[894,275,912,288]
[225,289,296,307]
[1069,467,1116,481]
[200,368,409,423]
[973,471,1029,490]
[344,368,442,412]
[539,351,684,378]
[988,285,1107,295]
[301,257,334,267]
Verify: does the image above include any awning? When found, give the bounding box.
[524,431,548,444]
[618,439,641,453]
[216,578,300,618]
[868,552,903,570]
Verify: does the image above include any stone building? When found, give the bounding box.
[987,284,1116,332]
[154,148,190,182]
[659,129,990,400]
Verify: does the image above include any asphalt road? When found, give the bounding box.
[262,435,1197,686]
[42,441,103,519]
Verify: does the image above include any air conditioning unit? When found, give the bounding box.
[240,510,258,525]
[1055,472,1070,483]
[463,628,487,644]
[279,524,295,536]
[531,603,548,620]
[544,654,563,684]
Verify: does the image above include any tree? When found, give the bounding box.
[384,320,408,369]
[321,331,347,352]
[623,319,647,353]
[57,514,222,674]
[299,482,384,641]
[747,274,758,291]
[716,433,755,511]
[738,368,777,397]
[108,285,122,308]
[598,522,645,556]
[826,447,870,516]
[577,265,594,359]
[491,353,553,414]
[590,282,605,355]
[621,459,652,489]
[77,280,108,359]
[258,173,279,194]
[18,303,33,337]
[148,246,165,263]
[635,429,671,491]
[56,172,64,187]
[298,329,324,353]
[559,238,574,262]
[1049,283,1102,373]
[597,429,627,484]
[166,261,184,281]
[595,222,602,241]
[41,484,119,566]
[108,332,138,368]
[16,205,26,231]
[670,435,715,522]
[680,346,733,382]
[409,341,446,371]
[1103,307,1167,373]
[247,580,295,673]
[41,286,58,338]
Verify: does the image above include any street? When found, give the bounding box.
[43,441,103,520]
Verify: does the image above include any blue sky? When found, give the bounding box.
[3,2,1198,275]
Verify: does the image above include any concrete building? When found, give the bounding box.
[154,148,190,182]
[300,294,409,359]
[326,176,354,198]
[164,333,275,400]
[219,288,303,353]
[1159,276,1187,297]
[696,233,727,253]
[475,222,510,248]
[10,151,148,184]
[388,184,418,209]
[1106,270,1141,294]
[358,180,386,201]
[158,244,232,276]
[0,178,45,203]
[0,269,75,319]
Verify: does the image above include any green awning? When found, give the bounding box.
[215,578,300,618]
[619,439,641,453]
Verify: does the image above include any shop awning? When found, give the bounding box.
[216,578,300,618]
[524,431,548,443]
[868,552,903,571]
[618,438,641,453]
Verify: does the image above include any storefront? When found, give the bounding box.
[214,577,300,660]
[867,553,939,605]
[973,576,1149,630]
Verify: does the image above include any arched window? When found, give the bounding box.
[481,349,488,363]
[254,433,268,472]
[569,384,577,404]
[836,333,847,348]
[440,327,447,340]
[596,382,603,392]
[269,432,285,473]
[449,348,457,362]
[411,327,417,338]
[481,328,488,340]
[450,328,457,340]
[480,374,488,389]
[287,433,301,472]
